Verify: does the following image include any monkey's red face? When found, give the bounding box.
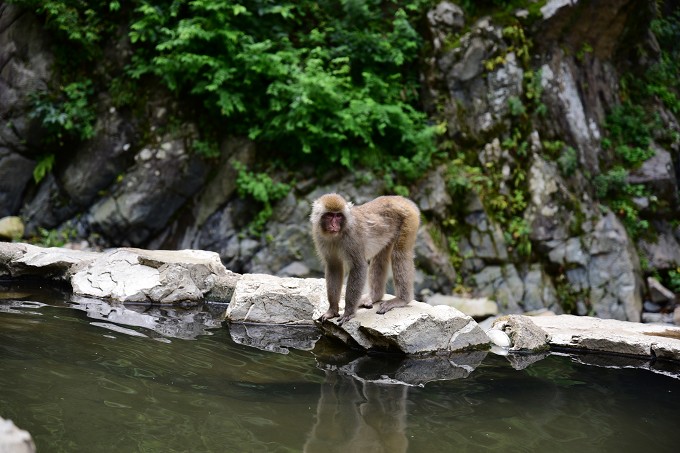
[321,212,345,235]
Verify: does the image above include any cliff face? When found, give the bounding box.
[1,1,679,322]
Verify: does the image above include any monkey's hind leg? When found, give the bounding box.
[377,247,415,315]
[362,245,392,309]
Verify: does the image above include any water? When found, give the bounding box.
[1,283,680,452]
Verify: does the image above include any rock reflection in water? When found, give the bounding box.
[69,295,226,340]
[229,322,321,354]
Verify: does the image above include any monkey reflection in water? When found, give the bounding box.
[310,193,420,325]
[303,371,409,453]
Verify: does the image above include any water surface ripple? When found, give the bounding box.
[1,285,680,452]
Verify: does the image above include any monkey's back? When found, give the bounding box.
[354,196,420,257]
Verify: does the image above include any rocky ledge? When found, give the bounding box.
[2,242,680,366]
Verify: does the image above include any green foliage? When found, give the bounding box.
[507,96,526,116]
[668,267,680,293]
[29,227,76,248]
[29,80,97,145]
[557,146,578,177]
[647,10,680,114]
[33,154,55,183]
[593,167,628,199]
[125,0,436,175]
[233,162,292,236]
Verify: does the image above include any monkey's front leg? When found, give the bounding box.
[337,263,367,325]
[320,259,343,321]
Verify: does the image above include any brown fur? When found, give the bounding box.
[310,193,420,324]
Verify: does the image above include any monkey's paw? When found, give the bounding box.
[319,309,339,322]
[377,298,408,315]
[337,311,356,325]
[359,294,374,309]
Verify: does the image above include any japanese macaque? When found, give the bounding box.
[310,193,420,324]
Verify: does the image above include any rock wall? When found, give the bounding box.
[1,1,679,322]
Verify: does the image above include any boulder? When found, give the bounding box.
[0,417,35,453]
[426,293,498,318]
[0,242,240,304]
[531,314,680,360]
[647,276,676,305]
[0,216,24,240]
[489,314,551,352]
[0,242,98,279]
[71,248,240,304]
[226,273,328,325]
[87,136,208,245]
[318,300,490,354]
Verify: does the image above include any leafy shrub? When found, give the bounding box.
[29,80,97,145]
[126,0,436,175]
[557,146,578,177]
[233,162,292,235]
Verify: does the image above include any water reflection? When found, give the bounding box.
[3,283,680,452]
[229,322,321,354]
[304,371,409,453]
[70,295,226,340]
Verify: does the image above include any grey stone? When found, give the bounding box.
[426,294,498,318]
[531,314,680,361]
[88,137,208,246]
[638,221,680,270]
[318,299,490,355]
[647,277,676,304]
[0,216,24,240]
[0,417,35,453]
[427,1,465,51]
[226,274,328,325]
[490,315,550,352]
[0,149,34,217]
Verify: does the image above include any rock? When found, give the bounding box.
[426,293,498,318]
[0,242,240,304]
[540,57,602,174]
[0,4,54,152]
[88,136,208,245]
[627,144,679,215]
[318,300,490,354]
[0,216,24,240]
[643,300,663,313]
[521,264,561,313]
[647,276,676,305]
[414,165,452,220]
[472,265,523,314]
[427,2,465,52]
[675,306,680,326]
[0,149,34,218]
[1,242,98,279]
[490,315,551,352]
[0,417,35,453]
[71,248,240,304]
[531,314,680,360]
[638,221,680,270]
[414,225,458,296]
[226,274,328,325]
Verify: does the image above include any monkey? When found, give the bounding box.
[310,193,420,324]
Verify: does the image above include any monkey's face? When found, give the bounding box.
[320,212,345,235]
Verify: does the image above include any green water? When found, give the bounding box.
[1,284,680,452]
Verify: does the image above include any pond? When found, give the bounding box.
[1,281,680,452]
